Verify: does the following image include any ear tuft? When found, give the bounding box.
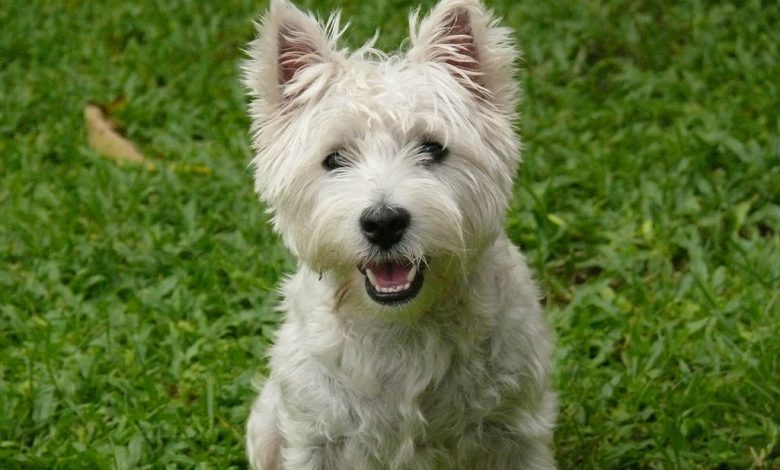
[427,8,481,85]
[409,0,519,109]
[244,0,339,107]
[277,19,326,84]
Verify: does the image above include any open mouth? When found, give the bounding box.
[359,260,424,306]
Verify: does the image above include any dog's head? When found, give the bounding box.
[245,0,520,316]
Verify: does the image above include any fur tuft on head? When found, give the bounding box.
[408,0,519,112]
[242,0,346,109]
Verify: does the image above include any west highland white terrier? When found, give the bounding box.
[243,0,556,468]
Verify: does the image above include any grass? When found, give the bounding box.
[1,0,778,467]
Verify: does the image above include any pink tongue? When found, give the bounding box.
[372,263,411,288]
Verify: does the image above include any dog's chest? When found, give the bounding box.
[329,331,499,449]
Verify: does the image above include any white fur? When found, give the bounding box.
[243,0,557,468]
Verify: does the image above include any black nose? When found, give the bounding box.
[360,206,411,250]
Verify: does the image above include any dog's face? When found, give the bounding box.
[245,0,520,316]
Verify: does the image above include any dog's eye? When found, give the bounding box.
[322,151,348,171]
[420,141,448,165]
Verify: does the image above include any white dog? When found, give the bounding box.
[243,0,556,468]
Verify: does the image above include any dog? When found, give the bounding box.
[243,0,557,468]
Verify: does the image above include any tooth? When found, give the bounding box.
[403,283,410,290]
[406,265,417,282]
[366,269,378,288]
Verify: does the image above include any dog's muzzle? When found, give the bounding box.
[358,260,424,306]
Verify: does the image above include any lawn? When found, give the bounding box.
[1,0,778,468]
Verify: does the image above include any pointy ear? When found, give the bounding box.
[408,0,518,109]
[244,0,340,107]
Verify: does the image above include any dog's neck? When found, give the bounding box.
[277,234,533,404]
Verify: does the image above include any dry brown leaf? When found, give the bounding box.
[84,103,146,164]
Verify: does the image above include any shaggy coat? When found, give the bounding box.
[243,0,557,468]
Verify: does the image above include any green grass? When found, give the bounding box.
[1,0,778,467]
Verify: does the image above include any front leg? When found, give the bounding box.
[462,391,558,470]
[278,444,335,470]
[247,381,283,470]
[464,422,555,470]
[278,432,378,470]
[249,385,367,470]
[247,387,337,470]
